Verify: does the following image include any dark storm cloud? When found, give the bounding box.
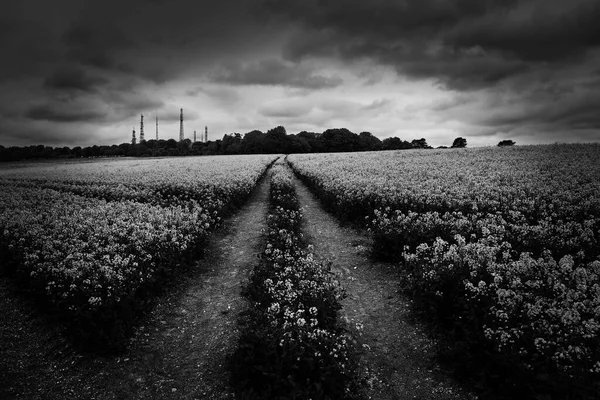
[212,59,343,89]
[22,89,163,126]
[61,21,136,73]
[0,120,91,146]
[3,0,267,85]
[44,67,109,92]
[262,0,600,88]
[256,0,600,137]
[1,0,282,88]
[448,1,600,62]
[0,19,61,82]
[26,103,107,123]
[433,69,600,138]
[280,28,532,91]
[111,95,164,116]
[2,0,599,147]
[483,86,600,130]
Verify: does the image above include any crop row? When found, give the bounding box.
[0,155,278,349]
[232,162,357,399]
[0,187,210,348]
[0,155,278,211]
[287,145,600,398]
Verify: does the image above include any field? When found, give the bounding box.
[1,146,599,399]
[0,155,278,348]
[289,144,600,398]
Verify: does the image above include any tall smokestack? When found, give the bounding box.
[179,108,184,141]
[194,130,196,142]
[205,126,208,142]
[132,127,136,145]
[140,114,145,142]
[156,116,158,140]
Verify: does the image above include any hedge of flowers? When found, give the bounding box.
[369,208,599,263]
[402,235,600,398]
[0,186,210,348]
[0,155,278,349]
[288,145,600,398]
[232,162,358,399]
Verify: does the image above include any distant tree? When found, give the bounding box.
[0,125,450,161]
[91,145,101,157]
[34,144,45,158]
[411,138,431,149]
[321,128,359,152]
[144,139,157,150]
[264,126,289,153]
[437,146,448,149]
[221,133,242,154]
[154,147,168,157]
[498,140,516,147]
[358,132,383,151]
[8,146,23,161]
[297,131,323,152]
[382,137,411,150]
[135,142,151,157]
[117,143,130,156]
[108,145,119,157]
[205,140,221,155]
[72,146,83,158]
[451,137,467,148]
[177,138,193,153]
[288,134,311,153]
[241,130,265,154]
[57,146,71,158]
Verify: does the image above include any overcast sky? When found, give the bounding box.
[1,0,599,148]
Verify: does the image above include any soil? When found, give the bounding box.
[291,171,476,400]
[0,174,271,400]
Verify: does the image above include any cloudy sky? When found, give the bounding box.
[1,0,599,148]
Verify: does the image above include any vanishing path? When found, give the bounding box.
[0,173,271,400]
[292,171,475,400]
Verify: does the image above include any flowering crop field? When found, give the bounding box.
[0,155,278,210]
[288,144,600,396]
[0,155,278,348]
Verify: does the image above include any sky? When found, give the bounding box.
[1,0,600,148]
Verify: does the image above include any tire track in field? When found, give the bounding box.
[0,173,271,400]
[291,171,475,400]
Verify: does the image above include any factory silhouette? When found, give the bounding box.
[0,107,483,161]
[132,109,208,146]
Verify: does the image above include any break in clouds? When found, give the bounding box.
[0,0,599,147]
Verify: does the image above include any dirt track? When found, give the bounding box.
[0,175,271,400]
[292,171,474,400]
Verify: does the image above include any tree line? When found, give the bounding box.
[0,126,512,162]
